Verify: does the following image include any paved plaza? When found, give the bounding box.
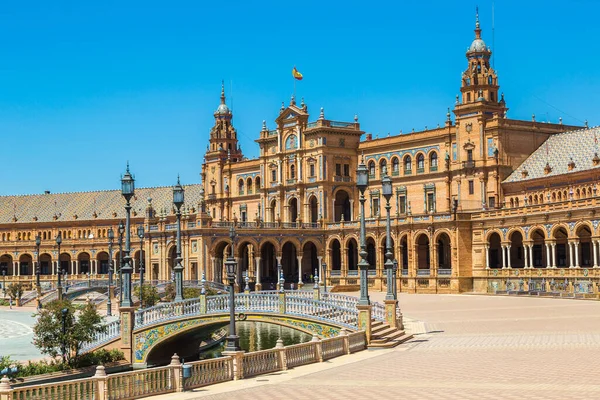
[152,292,600,400]
[0,308,44,361]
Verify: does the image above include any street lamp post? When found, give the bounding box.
[392,259,398,298]
[56,233,63,301]
[173,177,185,302]
[356,155,370,306]
[120,164,135,308]
[2,268,6,298]
[137,225,145,308]
[321,261,327,294]
[87,272,91,288]
[118,221,124,304]
[35,234,42,309]
[381,166,395,301]
[224,226,241,352]
[107,228,114,317]
[61,308,68,364]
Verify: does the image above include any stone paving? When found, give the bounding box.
[151,292,600,400]
[0,307,44,361]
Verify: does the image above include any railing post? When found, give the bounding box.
[356,304,372,344]
[311,334,323,362]
[384,299,400,329]
[119,306,135,363]
[278,291,286,314]
[0,376,13,400]
[338,329,350,354]
[169,353,183,392]
[275,338,287,370]
[222,350,245,380]
[199,292,206,314]
[313,285,320,301]
[94,365,108,400]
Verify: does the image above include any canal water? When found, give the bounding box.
[147,321,312,366]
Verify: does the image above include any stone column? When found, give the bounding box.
[254,257,262,291]
[569,242,574,268]
[297,255,303,288]
[276,256,283,290]
[529,244,534,268]
[507,245,512,269]
[484,245,489,269]
[14,261,18,276]
[574,241,580,268]
[545,243,552,268]
[551,243,557,268]
[317,256,323,286]
[399,244,405,270]
[524,245,529,269]
[501,245,506,269]
[593,240,599,268]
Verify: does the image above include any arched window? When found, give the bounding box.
[368,161,376,177]
[290,164,296,180]
[416,154,425,172]
[430,152,438,171]
[391,157,399,175]
[404,156,412,174]
[379,159,387,177]
[247,178,253,194]
[488,76,493,85]
[238,179,245,195]
[255,176,261,189]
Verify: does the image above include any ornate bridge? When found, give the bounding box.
[81,290,406,368]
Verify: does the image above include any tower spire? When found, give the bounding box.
[475,6,482,39]
[220,80,226,105]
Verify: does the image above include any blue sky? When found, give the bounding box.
[1,0,598,195]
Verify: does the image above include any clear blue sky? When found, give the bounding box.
[1,0,598,195]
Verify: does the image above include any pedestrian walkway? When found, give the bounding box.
[149,292,600,400]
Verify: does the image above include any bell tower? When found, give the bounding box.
[205,82,243,163]
[456,9,506,115]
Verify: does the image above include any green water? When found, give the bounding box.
[147,321,312,366]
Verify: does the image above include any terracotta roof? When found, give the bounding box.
[504,126,600,183]
[0,184,203,225]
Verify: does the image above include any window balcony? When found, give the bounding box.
[438,268,452,276]
[392,170,399,176]
[417,167,425,174]
[404,170,412,175]
[462,160,475,169]
[430,165,438,172]
[417,269,431,276]
[286,179,297,185]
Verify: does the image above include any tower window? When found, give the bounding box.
[271,169,277,182]
[467,93,471,102]
[290,164,296,180]
[468,180,474,195]
[490,92,495,102]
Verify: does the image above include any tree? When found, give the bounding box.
[7,283,24,301]
[164,284,219,301]
[32,299,106,365]
[133,284,160,308]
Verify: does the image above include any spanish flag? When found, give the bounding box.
[292,66,303,80]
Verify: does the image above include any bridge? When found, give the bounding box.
[81,289,408,368]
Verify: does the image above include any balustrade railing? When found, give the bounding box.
[321,336,346,360]
[371,302,386,322]
[285,341,318,368]
[107,365,173,400]
[243,348,281,377]
[348,331,366,353]
[183,356,233,390]
[11,376,96,400]
[81,319,121,352]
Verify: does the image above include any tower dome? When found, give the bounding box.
[215,82,231,116]
[466,9,491,57]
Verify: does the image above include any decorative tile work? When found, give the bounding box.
[505,127,600,183]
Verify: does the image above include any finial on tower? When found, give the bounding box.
[262,120,267,131]
[475,7,483,39]
[290,94,296,105]
[319,107,325,120]
[220,80,225,104]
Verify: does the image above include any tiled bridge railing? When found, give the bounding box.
[81,291,383,353]
[4,331,366,400]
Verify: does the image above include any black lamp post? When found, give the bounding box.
[356,155,370,305]
[118,221,124,304]
[2,268,6,298]
[392,259,398,299]
[224,225,241,352]
[173,177,185,302]
[120,164,135,308]
[107,228,114,317]
[321,261,327,294]
[381,166,395,300]
[61,308,68,364]
[35,234,41,291]
[137,225,145,308]
[56,233,63,301]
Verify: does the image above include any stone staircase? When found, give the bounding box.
[368,319,413,348]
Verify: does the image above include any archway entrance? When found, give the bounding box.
[416,234,430,270]
[577,225,592,267]
[281,242,298,286]
[334,191,351,222]
[366,237,376,272]
[302,242,319,282]
[488,232,501,268]
[259,242,277,288]
[289,198,298,223]
[531,229,546,268]
[39,253,52,275]
[330,240,341,271]
[309,196,318,224]
[347,238,358,272]
[436,233,451,271]
[509,231,525,268]
[553,228,569,267]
